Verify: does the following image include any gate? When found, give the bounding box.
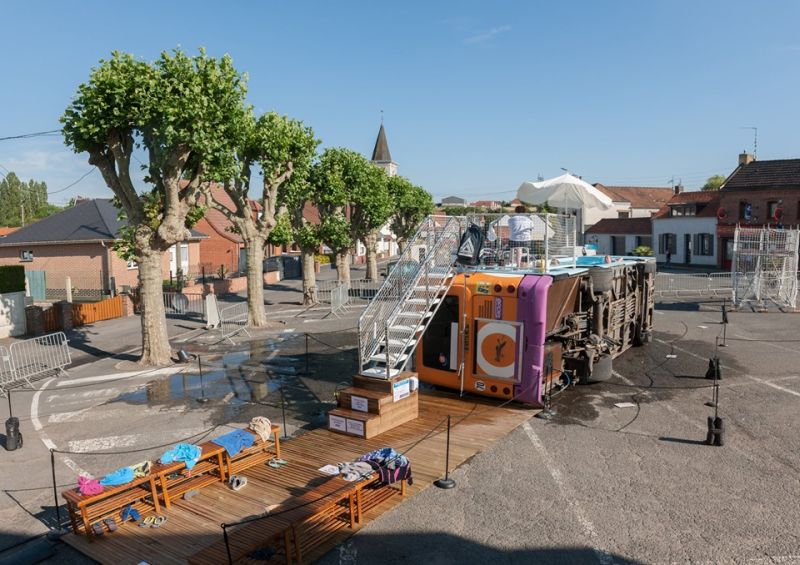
[25,270,46,301]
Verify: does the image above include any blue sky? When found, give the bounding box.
[1,1,799,205]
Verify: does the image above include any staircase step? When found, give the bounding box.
[388,325,419,334]
[327,408,381,438]
[394,310,432,321]
[369,352,409,365]
[359,366,402,379]
[354,372,416,390]
[406,297,440,306]
[337,386,394,414]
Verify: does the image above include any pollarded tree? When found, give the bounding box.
[311,148,353,283]
[62,49,247,365]
[387,175,434,254]
[205,111,318,326]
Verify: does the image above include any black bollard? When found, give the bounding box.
[280,384,289,440]
[434,415,456,489]
[196,356,209,404]
[305,333,310,376]
[50,449,61,526]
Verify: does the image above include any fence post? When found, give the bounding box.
[65,276,72,303]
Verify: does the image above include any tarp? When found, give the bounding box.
[516,173,614,211]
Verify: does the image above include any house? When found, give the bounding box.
[195,184,281,277]
[0,227,19,237]
[470,200,502,210]
[440,196,466,207]
[651,191,720,266]
[593,184,676,219]
[585,218,653,256]
[716,153,800,268]
[0,199,206,292]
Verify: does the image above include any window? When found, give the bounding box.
[20,250,33,262]
[422,296,459,372]
[694,234,714,256]
[618,210,630,219]
[740,201,752,221]
[658,233,676,254]
[671,206,683,217]
[127,260,138,270]
[767,201,780,221]
[637,236,652,248]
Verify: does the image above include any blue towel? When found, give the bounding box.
[160,443,202,470]
[100,466,135,487]
[212,429,255,457]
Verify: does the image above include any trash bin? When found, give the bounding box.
[5,417,22,451]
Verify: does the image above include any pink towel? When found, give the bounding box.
[78,475,104,496]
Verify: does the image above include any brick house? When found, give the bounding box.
[652,191,720,266]
[585,217,653,256]
[593,184,675,219]
[0,199,205,292]
[717,153,800,269]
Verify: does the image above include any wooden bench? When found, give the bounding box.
[151,442,227,509]
[62,474,161,538]
[221,425,282,478]
[188,474,407,565]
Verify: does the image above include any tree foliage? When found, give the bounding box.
[0,172,60,226]
[386,175,433,248]
[702,175,726,191]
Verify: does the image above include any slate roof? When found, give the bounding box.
[0,199,206,246]
[593,184,675,209]
[721,158,800,190]
[371,124,393,163]
[585,217,652,235]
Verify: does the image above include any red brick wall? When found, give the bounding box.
[718,188,800,227]
[195,216,241,274]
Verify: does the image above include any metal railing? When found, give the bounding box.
[654,272,733,297]
[163,292,206,317]
[1,332,71,396]
[329,282,351,318]
[317,279,383,303]
[358,215,460,376]
[219,302,250,344]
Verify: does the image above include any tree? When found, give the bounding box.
[386,176,434,254]
[0,172,57,226]
[207,111,318,326]
[311,148,391,283]
[62,49,247,365]
[702,175,726,191]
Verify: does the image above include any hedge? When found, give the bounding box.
[0,265,25,294]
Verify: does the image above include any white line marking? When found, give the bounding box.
[67,428,199,453]
[733,334,798,354]
[745,375,800,398]
[31,377,85,474]
[56,366,185,387]
[522,421,615,565]
[47,406,94,423]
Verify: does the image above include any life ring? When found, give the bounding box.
[773,207,783,222]
[716,207,727,220]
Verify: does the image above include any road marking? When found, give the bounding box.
[521,421,615,565]
[56,366,185,387]
[47,406,94,423]
[67,428,200,453]
[733,334,798,354]
[46,388,121,402]
[31,377,86,475]
[47,405,188,424]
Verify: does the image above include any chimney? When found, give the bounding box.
[739,152,755,166]
[673,183,683,195]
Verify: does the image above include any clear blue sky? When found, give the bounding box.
[1,1,799,205]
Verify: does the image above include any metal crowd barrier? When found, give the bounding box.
[1,332,71,396]
[330,282,351,318]
[317,279,382,303]
[163,292,206,317]
[219,302,250,344]
[654,272,733,298]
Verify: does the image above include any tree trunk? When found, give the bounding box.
[301,248,318,305]
[138,249,172,366]
[364,231,379,281]
[336,251,351,284]
[245,238,267,327]
[397,238,407,255]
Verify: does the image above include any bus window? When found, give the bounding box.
[422,296,459,372]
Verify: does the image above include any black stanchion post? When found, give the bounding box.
[7,388,11,418]
[305,333,309,376]
[50,449,61,526]
[434,415,456,489]
[197,355,209,404]
[222,523,233,565]
[280,383,289,440]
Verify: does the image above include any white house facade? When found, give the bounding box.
[651,191,720,266]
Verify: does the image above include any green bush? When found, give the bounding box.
[0,265,25,293]
[632,246,654,257]
[315,254,331,264]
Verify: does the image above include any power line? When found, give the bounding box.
[0,130,61,142]
[48,168,97,195]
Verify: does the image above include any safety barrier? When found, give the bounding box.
[220,302,250,344]
[0,332,71,396]
[654,272,733,298]
[317,279,382,303]
[329,282,351,318]
[163,292,206,317]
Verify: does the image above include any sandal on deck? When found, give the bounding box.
[183,489,200,500]
[267,458,288,468]
[91,522,104,536]
[120,505,140,523]
[228,475,247,491]
[151,516,167,528]
[138,516,155,528]
[103,518,117,532]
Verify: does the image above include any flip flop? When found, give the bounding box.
[268,458,288,467]
[228,476,247,491]
[103,518,117,532]
[120,505,140,523]
[183,489,200,500]
[267,460,281,469]
[91,522,104,536]
[151,516,167,528]
[138,516,155,528]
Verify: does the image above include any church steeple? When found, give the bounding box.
[371,121,397,177]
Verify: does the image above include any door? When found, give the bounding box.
[169,244,189,275]
[684,234,692,264]
[722,238,733,270]
[25,270,46,301]
[611,236,625,255]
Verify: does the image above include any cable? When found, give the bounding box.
[0,130,61,142]
[47,168,97,195]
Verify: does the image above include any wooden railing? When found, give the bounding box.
[72,296,123,327]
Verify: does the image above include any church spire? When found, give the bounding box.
[371,123,392,163]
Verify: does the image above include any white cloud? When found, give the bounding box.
[464,25,511,45]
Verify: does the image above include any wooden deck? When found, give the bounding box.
[62,390,533,564]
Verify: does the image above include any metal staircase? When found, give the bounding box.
[358,215,463,378]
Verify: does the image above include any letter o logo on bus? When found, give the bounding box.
[476,321,517,379]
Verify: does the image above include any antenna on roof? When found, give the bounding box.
[380,109,384,125]
[740,126,757,159]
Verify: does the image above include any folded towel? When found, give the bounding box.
[249,417,272,442]
[77,475,104,496]
[99,466,135,487]
[212,429,255,457]
[129,460,152,478]
[160,443,202,470]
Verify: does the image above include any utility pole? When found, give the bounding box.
[20,202,24,227]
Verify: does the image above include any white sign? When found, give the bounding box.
[346,418,365,436]
[351,395,369,412]
[393,378,411,402]
[329,414,346,432]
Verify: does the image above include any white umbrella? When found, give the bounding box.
[516,173,614,211]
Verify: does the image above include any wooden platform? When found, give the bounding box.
[61,390,532,564]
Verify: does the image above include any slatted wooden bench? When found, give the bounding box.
[62,473,161,538]
[222,425,282,478]
[151,441,227,509]
[188,474,407,565]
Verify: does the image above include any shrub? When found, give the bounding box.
[315,254,331,264]
[632,246,654,257]
[0,265,25,293]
